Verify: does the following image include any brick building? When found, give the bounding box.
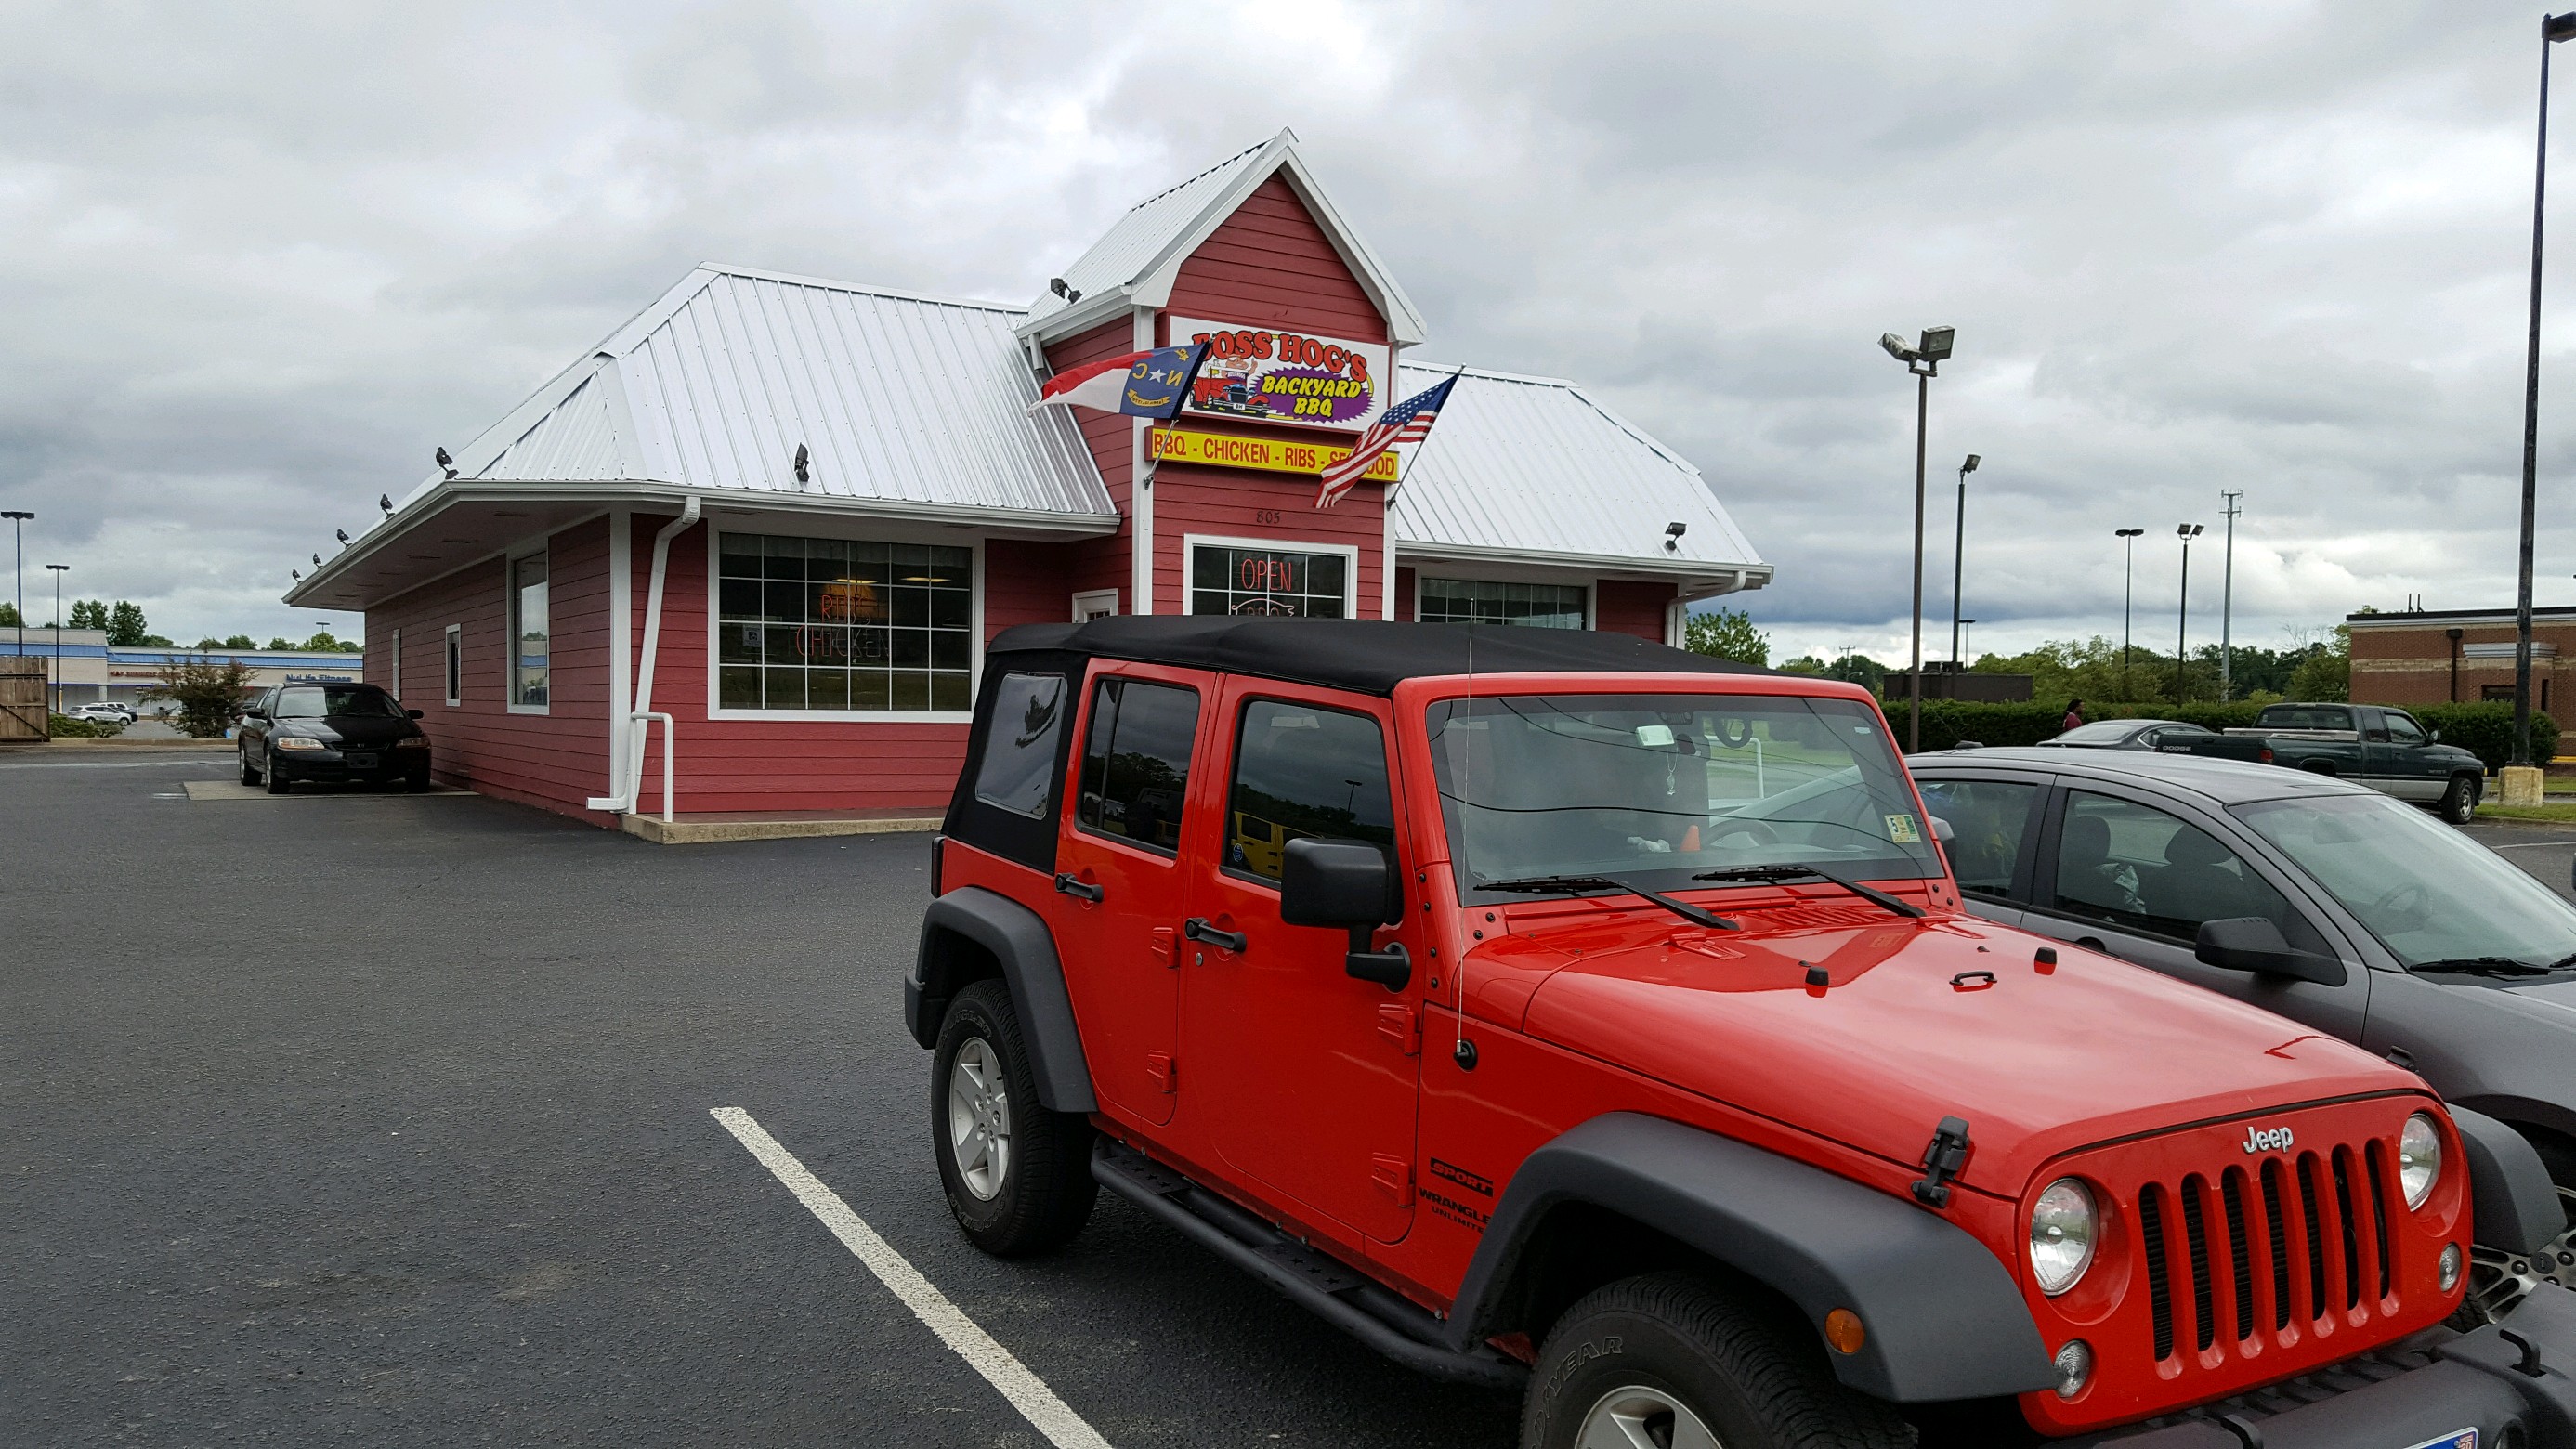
[2346,606,2576,711]
[283,132,1771,829]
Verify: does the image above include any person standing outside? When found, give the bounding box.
[2061,698,2085,734]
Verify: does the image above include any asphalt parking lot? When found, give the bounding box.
[1,749,1515,1447]
[10,751,2575,1448]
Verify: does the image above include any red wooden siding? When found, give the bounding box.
[1167,176,1388,342]
[1594,580,1678,642]
[1393,567,1416,621]
[365,516,614,821]
[1149,464,1386,620]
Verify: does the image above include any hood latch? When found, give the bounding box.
[1911,1116,1973,1208]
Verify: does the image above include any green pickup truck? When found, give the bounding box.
[2174,700,2490,822]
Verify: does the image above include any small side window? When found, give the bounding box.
[971,673,1067,820]
[1915,778,2037,901]
[444,624,462,707]
[2385,713,2426,748]
[1224,699,1395,884]
[1077,678,1201,855]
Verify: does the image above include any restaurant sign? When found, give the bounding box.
[1168,315,1390,431]
[1148,427,1399,482]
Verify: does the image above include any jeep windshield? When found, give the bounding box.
[1426,693,1943,903]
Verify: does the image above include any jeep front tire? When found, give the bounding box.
[931,979,1096,1257]
[1522,1273,1911,1449]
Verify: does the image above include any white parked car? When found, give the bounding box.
[70,702,135,724]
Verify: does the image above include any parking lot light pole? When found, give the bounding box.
[1,509,28,658]
[1960,619,1977,660]
[1880,325,1956,751]
[46,562,67,715]
[1951,454,1980,666]
[2514,15,2576,790]
[2175,524,2204,701]
[2220,490,2243,699]
[2117,529,2145,698]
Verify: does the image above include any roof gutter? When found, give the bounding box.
[1393,539,1774,586]
[587,494,700,816]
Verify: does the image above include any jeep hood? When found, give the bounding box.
[1506,910,2418,1197]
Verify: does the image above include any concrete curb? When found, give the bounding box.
[619,814,942,845]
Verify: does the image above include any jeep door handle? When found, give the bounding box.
[1183,918,1247,953]
[1053,873,1104,903]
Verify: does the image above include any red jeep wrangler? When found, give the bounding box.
[909,617,2576,1447]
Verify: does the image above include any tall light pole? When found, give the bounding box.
[2117,529,2146,698]
[2516,14,2576,770]
[1960,619,1978,660]
[2219,490,2243,700]
[1,509,28,659]
[1951,453,1981,666]
[2175,525,2204,701]
[1880,324,1956,751]
[45,562,67,715]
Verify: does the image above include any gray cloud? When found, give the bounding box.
[0,0,2569,662]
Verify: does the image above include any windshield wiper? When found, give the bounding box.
[2409,955,2570,979]
[1472,875,1740,932]
[1692,864,1925,920]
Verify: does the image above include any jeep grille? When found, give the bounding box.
[2136,1143,2398,1363]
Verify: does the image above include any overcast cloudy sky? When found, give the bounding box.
[0,1,2568,661]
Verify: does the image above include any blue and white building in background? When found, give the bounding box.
[0,630,362,712]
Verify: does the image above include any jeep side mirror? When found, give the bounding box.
[1280,838,1410,992]
[2194,917,2346,986]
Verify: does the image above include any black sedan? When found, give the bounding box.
[237,683,431,793]
[1908,746,2576,1319]
[2033,717,2216,751]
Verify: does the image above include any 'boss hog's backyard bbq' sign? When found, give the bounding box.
[1169,316,1392,430]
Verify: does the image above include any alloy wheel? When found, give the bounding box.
[1575,1384,1725,1449]
[946,1038,1012,1202]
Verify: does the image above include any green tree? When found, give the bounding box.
[1777,655,1826,676]
[265,637,294,650]
[143,656,255,738]
[221,633,255,649]
[1681,607,1771,668]
[299,629,360,653]
[68,598,108,631]
[2286,626,2351,701]
[1824,653,1889,694]
[105,600,149,646]
[0,602,18,628]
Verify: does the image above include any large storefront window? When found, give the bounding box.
[1419,578,1585,629]
[716,532,974,712]
[511,554,549,708]
[1190,544,1347,618]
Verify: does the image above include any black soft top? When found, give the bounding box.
[986,616,1770,697]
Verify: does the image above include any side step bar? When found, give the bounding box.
[1092,1141,1526,1390]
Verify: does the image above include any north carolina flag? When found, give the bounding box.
[1028,342,1211,421]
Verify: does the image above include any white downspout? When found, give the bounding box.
[586,495,700,814]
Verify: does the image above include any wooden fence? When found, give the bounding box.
[0,659,45,741]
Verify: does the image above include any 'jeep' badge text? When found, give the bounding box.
[2243,1124,2295,1155]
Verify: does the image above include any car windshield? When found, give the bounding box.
[1426,693,1943,898]
[2050,721,2146,743]
[2233,793,2576,971]
[273,685,401,719]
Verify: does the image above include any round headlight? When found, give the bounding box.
[2030,1178,2099,1297]
[2399,1113,2443,1210]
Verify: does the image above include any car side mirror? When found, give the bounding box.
[2428,728,2441,744]
[408,709,424,719]
[1928,815,1956,844]
[2194,917,2346,986]
[1280,838,1410,992]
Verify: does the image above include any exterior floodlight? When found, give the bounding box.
[1961,454,1981,474]
[2116,528,2144,538]
[1879,333,1917,363]
[1665,520,1688,552]
[2177,523,2203,539]
[2551,12,2576,43]
[1916,327,1956,363]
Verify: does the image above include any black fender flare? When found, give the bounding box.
[907,887,1096,1114]
[2450,1104,2564,1257]
[1445,1112,2055,1403]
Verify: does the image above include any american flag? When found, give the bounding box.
[1314,372,1459,508]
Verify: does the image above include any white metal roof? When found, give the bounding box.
[1017,130,1430,348]
[424,265,1114,517]
[1389,363,1768,585]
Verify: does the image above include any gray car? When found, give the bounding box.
[1908,746,2576,1320]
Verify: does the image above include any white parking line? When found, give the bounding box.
[710,1107,1113,1449]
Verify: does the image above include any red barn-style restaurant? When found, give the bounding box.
[287,131,1772,830]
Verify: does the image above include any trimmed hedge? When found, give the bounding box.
[1876,697,2556,770]
[46,713,122,738]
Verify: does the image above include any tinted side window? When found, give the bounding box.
[2385,713,2426,747]
[971,672,1067,820]
[2052,790,2329,950]
[1226,700,1395,883]
[1076,678,1200,855]
[1915,778,2036,900]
